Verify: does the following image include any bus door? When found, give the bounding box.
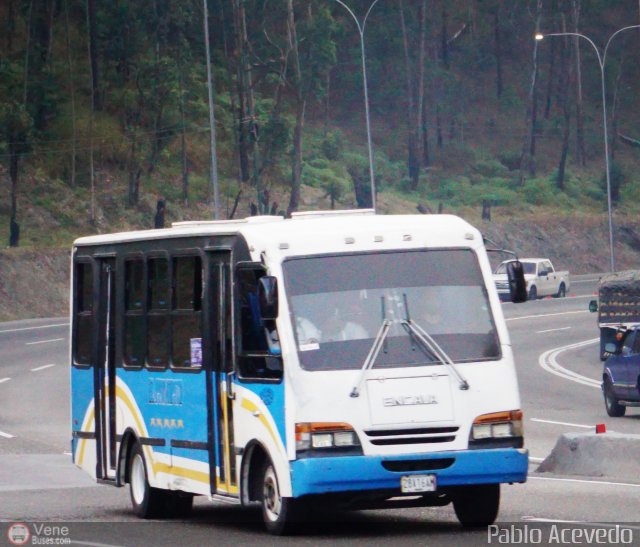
[95,257,117,481]
[208,251,238,496]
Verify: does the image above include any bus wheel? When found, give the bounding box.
[129,442,168,518]
[604,378,626,417]
[260,460,301,535]
[453,484,500,527]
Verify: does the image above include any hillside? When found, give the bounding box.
[2,187,640,322]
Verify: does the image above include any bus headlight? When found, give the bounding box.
[470,410,523,443]
[295,422,361,452]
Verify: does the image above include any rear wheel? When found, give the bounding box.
[528,286,537,300]
[603,378,626,417]
[453,484,500,527]
[129,442,170,518]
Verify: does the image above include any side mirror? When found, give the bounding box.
[506,260,527,303]
[258,276,279,320]
[589,300,598,313]
[604,342,618,355]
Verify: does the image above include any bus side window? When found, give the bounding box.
[74,261,93,365]
[124,258,145,367]
[172,256,203,368]
[237,268,282,380]
[147,257,170,368]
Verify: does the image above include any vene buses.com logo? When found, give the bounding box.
[7,523,31,546]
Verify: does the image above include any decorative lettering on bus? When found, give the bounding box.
[149,418,185,429]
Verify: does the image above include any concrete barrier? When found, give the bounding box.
[536,432,640,480]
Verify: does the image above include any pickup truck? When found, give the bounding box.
[494,258,570,301]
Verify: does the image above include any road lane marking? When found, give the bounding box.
[529,456,545,462]
[26,337,65,346]
[0,430,15,438]
[529,476,640,488]
[31,363,56,372]
[530,418,593,429]
[507,310,589,322]
[0,377,10,384]
[536,326,572,334]
[0,322,68,334]
[538,338,601,388]
[522,516,640,530]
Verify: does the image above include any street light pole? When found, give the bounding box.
[333,0,381,211]
[203,0,221,219]
[536,25,640,273]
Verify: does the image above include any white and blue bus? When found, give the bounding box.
[70,210,527,534]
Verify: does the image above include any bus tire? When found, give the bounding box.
[129,442,168,519]
[453,484,500,527]
[260,460,303,535]
[603,378,626,417]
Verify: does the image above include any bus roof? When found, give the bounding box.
[73,212,482,256]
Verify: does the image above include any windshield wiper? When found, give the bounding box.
[401,294,469,391]
[350,297,392,398]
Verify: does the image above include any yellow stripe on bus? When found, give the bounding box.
[240,397,279,447]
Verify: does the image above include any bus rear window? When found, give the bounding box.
[74,262,93,365]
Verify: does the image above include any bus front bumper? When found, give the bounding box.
[290,447,528,497]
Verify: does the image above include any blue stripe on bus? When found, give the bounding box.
[290,448,528,497]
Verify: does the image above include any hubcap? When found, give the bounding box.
[131,453,146,505]
[263,466,281,522]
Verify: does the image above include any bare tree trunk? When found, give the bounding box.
[286,0,305,216]
[441,4,449,69]
[86,0,100,110]
[556,19,572,190]
[518,0,542,185]
[543,3,557,119]
[494,2,503,99]
[64,0,77,187]
[231,0,253,183]
[399,0,420,189]
[177,63,189,205]
[86,0,96,223]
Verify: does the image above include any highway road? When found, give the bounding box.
[2,274,640,546]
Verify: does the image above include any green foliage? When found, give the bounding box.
[321,130,344,161]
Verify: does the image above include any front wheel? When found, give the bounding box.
[453,484,500,527]
[260,460,304,535]
[528,285,537,300]
[603,378,626,417]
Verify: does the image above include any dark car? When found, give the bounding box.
[602,326,640,417]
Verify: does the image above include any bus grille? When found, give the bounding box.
[363,427,458,446]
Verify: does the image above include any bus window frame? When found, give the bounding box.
[122,253,146,370]
[169,249,205,374]
[234,261,283,384]
[145,251,171,371]
[72,257,96,369]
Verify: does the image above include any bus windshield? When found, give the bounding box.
[283,249,500,371]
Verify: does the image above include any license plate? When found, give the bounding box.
[400,474,437,493]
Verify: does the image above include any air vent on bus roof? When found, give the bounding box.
[291,209,375,219]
